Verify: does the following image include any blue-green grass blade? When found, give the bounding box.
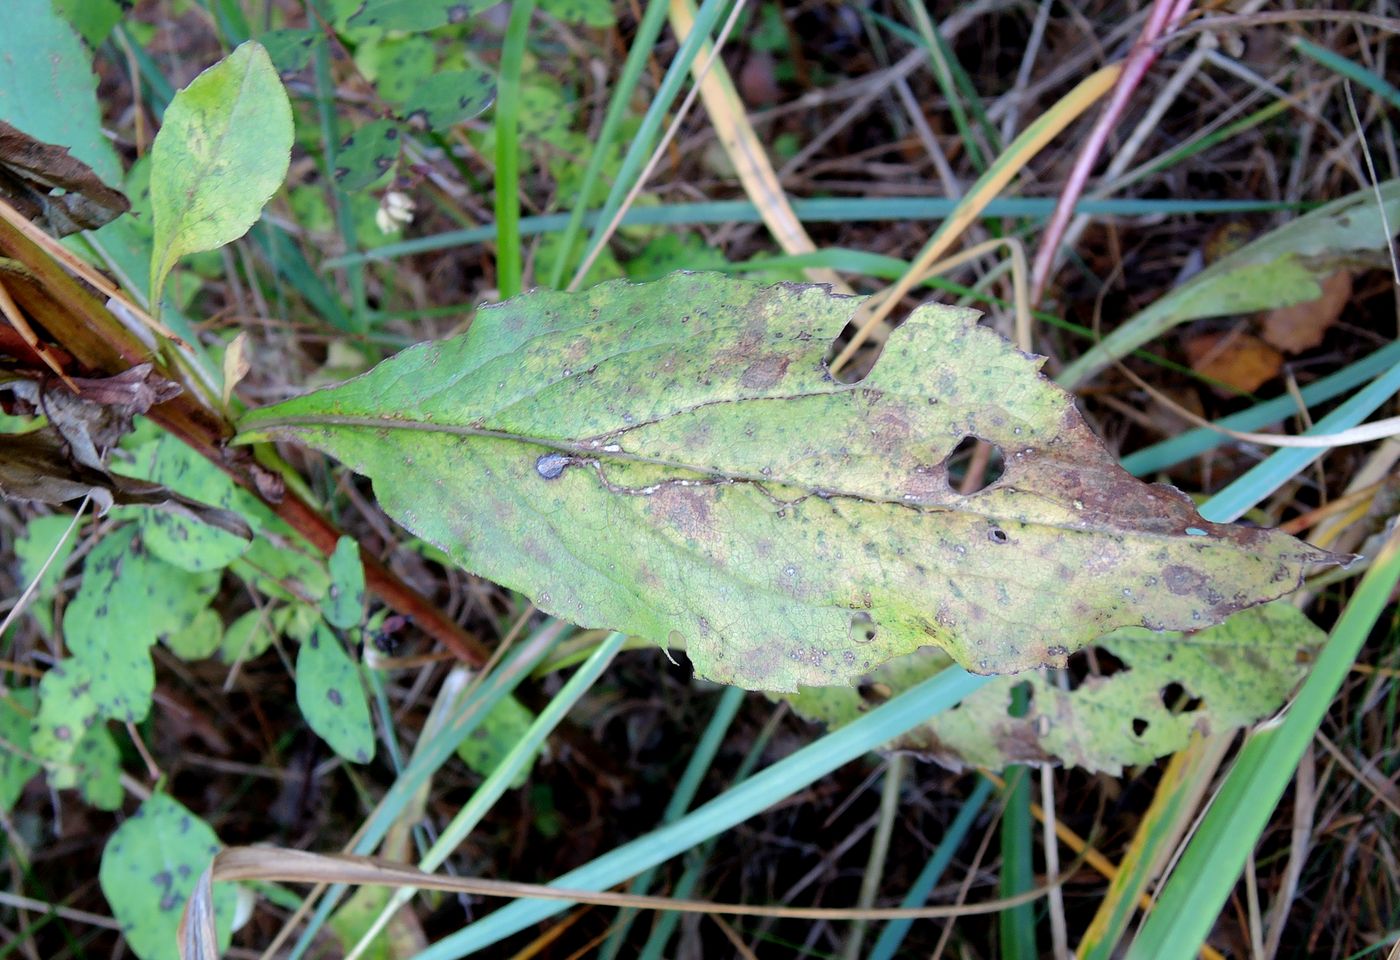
[409,667,993,959]
[600,684,747,960]
[1291,36,1400,111]
[1125,526,1400,959]
[869,776,996,960]
[1122,339,1400,476]
[544,0,671,288]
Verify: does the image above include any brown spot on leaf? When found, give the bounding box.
[1163,564,1207,596]
[740,354,790,389]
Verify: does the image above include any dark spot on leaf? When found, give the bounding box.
[1163,564,1207,596]
[987,526,1008,544]
[535,452,571,479]
[328,689,343,706]
[54,725,71,741]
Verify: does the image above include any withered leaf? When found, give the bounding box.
[240,274,1339,691]
[0,120,130,236]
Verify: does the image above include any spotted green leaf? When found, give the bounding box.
[398,69,496,130]
[100,793,234,960]
[0,687,40,812]
[240,274,1337,692]
[65,526,219,721]
[539,0,615,27]
[349,0,500,31]
[323,536,367,629]
[125,434,255,572]
[789,603,1325,774]
[73,722,122,809]
[334,118,403,191]
[258,27,318,73]
[164,607,224,660]
[16,513,80,633]
[457,694,536,788]
[219,609,275,663]
[296,622,374,763]
[31,660,98,774]
[149,42,292,309]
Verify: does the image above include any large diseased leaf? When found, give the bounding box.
[241,274,1338,691]
[788,602,1325,774]
[148,42,293,306]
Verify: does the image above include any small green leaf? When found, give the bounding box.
[241,274,1338,692]
[230,534,330,602]
[126,435,255,572]
[74,722,123,810]
[0,688,40,813]
[258,28,319,73]
[218,609,275,663]
[53,0,123,47]
[539,0,614,26]
[32,660,98,781]
[398,70,496,130]
[456,694,537,788]
[322,536,367,629]
[296,622,375,763]
[788,603,1325,774]
[333,118,402,191]
[100,793,235,960]
[149,42,293,308]
[65,526,219,721]
[16,513,80,632]
[164,607,224,661]
[350,0,500,31]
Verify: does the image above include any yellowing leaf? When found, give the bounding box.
[148,42,292,308]
[241,274,1337,692]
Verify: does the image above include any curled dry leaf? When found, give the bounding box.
[0,120,130,236]
[241,274,1340,691]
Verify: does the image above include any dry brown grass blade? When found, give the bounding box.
[667,0,851,294]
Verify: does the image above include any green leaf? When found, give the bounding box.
[148,41,293,308]
[125,434,256,572]
[218,609,276,663]
[333,118,403,191]
[398,69,497,130]
[73,722,123,810]
[0,0,122,184]
[539,0,615,26]
[322,536,367,629]
[32,660,98,782]
[240,274,1337,692]
[53,0,123,47]
[0,687,40,813]
[229,532,330,603]
[1061,179,1400,386]
[100,793,235,960]
[296,622,375,763]
[456,694,537,788]
[65,526,219,721]
[164,607,224,661]
[349,0,500,31]
[16,513,80,632]
[788,602,1325,773]
[258,28,319,73]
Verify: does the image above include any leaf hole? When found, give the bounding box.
[849,612,877,644]
[1132,717,1150,736]
[1160,682,1202,715]
[1007,680,1033,719]
[946,436,1004,494]
[1063,647,1127,691]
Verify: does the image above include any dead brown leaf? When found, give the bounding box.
[1261,269,1351,354]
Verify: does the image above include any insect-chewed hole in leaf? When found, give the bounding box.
[1131,717,1150,736]
[1063,646,1128,691]
[848,611,877,644]
[1159,682,1202,715]
[1006,680,1034,718]
[945,436,1005,494]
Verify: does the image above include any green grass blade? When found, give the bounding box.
[1121,339,1400,476]
[572,0,732,278]
[325,197,1299,268]
[1126,527,1400,959]
[869,776,996,960]
[1291,36,1400,111]
[310,23,368,332]
[999,703,1037,958]
[544,0,672,288]
[410,667,993,959]
[493,0,536,298]
[599,684,747,960]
